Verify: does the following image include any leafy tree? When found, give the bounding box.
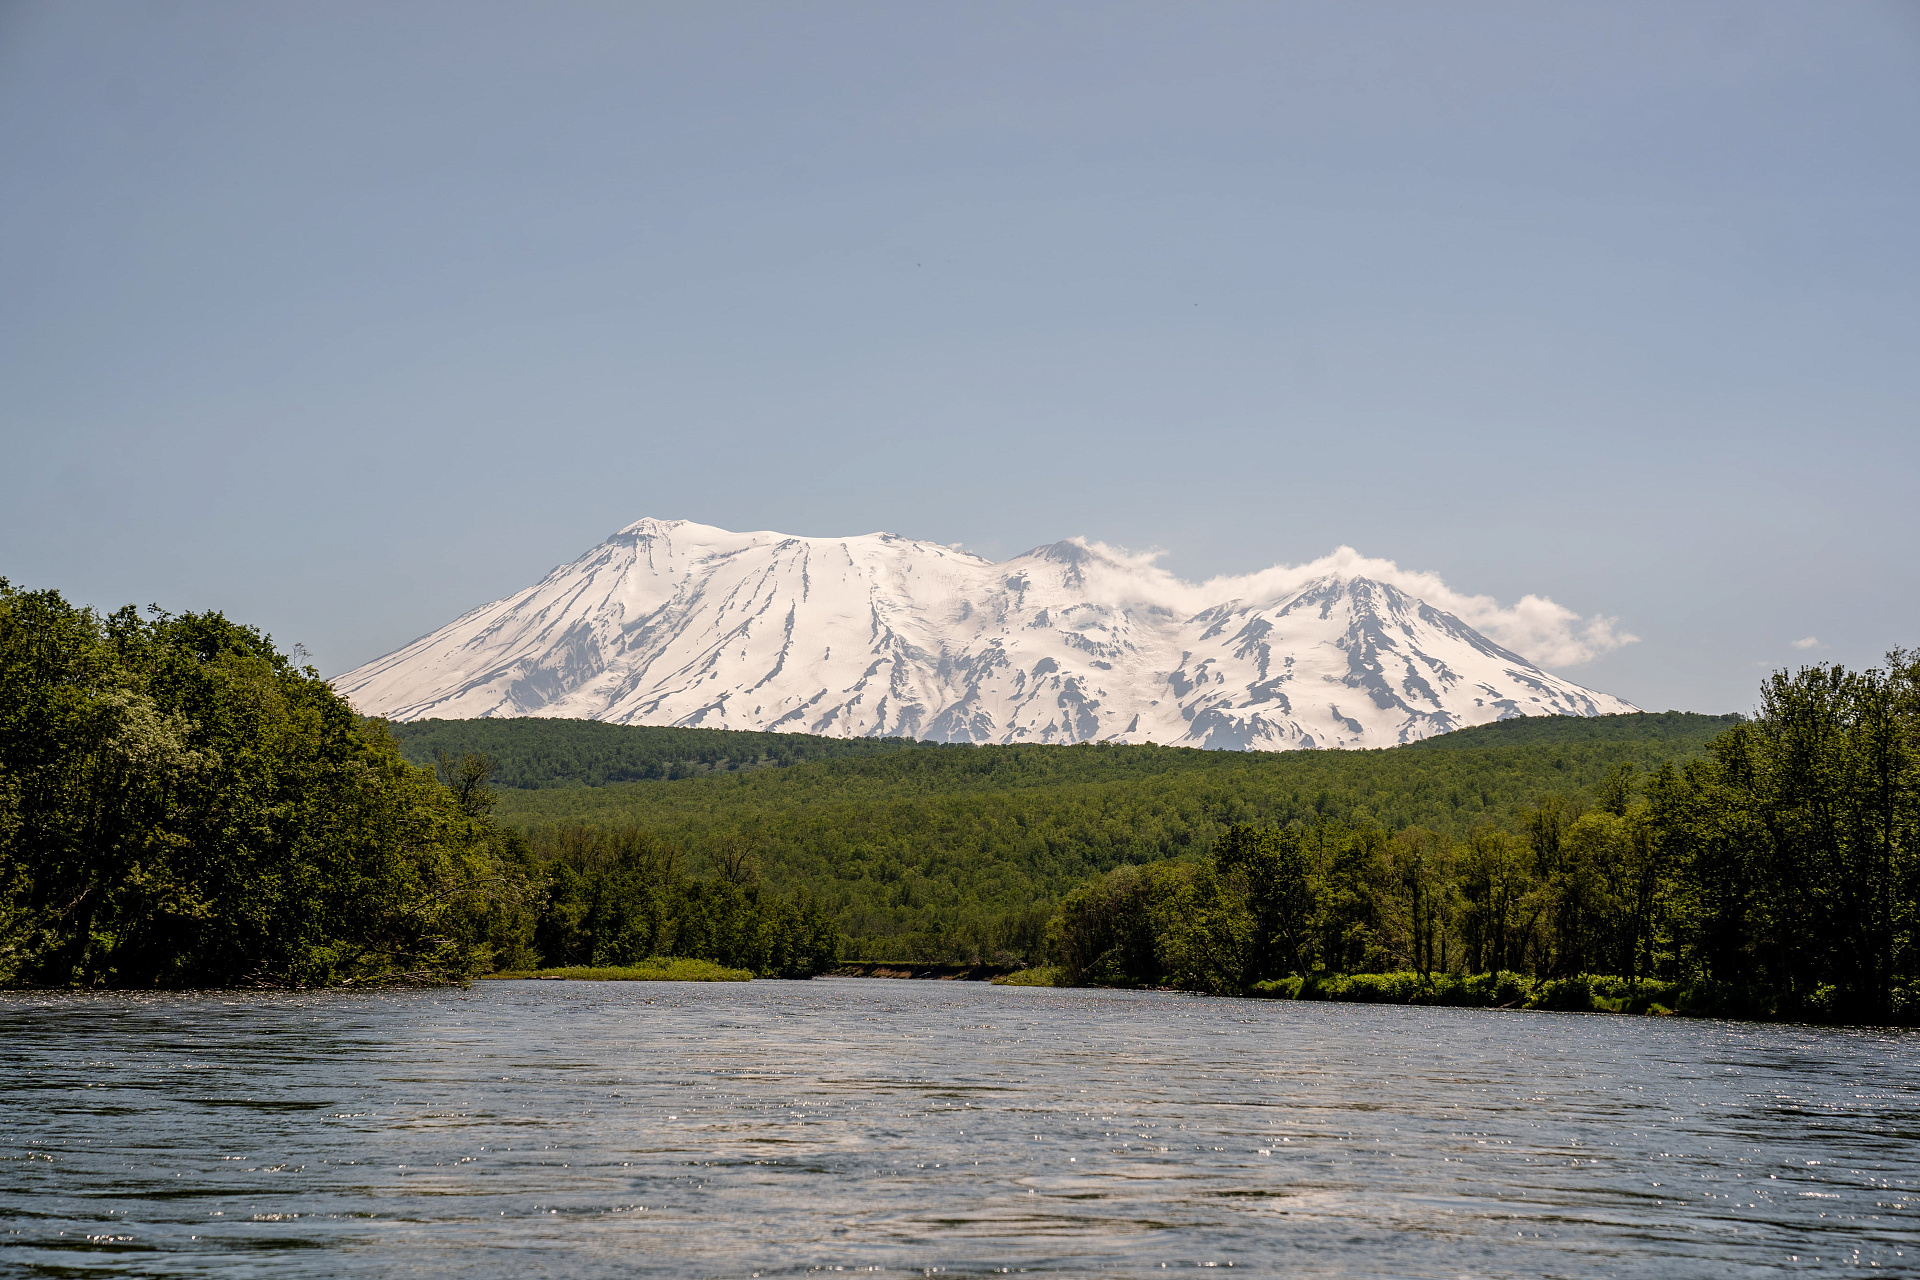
[1652,656,1918,1019]
[1456,827,1533,976]
[436,750,500,819]
[0,580,533,987]
[1212,823,1316,981]
[526,823,838,977]
[1156,858,1254,995]
[1047,862,1178,987]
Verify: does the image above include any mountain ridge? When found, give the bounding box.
[334,518,1637,749]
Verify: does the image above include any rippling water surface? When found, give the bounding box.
[3,979,1917,1277]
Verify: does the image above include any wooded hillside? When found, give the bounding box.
[474,712,1740,959]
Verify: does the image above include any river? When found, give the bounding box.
[3,979,1915,1276]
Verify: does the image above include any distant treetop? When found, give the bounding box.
[1407,711,1740,751]
[383,710,1742,791]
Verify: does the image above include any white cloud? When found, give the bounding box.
[1791,636,1821,650]
[1062,540,1637,670]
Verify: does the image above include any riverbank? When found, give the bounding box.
[485,959,752,982]
[833,961,1019,981]
[1254,970,1682,1015]
[997,968,1855,1021]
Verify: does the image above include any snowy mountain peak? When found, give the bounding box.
[333,520,1637,749]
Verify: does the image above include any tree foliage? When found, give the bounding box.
[526,825,838,978]
[389,717,938,788]
[1651,651,1920,1020]
[1043,655,1919,1022]
[492,712,1736,960]
[0,582,851,987]
[0,581,536,987]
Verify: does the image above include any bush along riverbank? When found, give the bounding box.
[992,965,1692,1015]
[1251,971,1687,1015]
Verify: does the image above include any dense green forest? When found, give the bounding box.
[1049,654,1918,1022]
[522,823,837,977]
[391,710,1737,790]
[1406,710,1741,751]
[0,582,836,987]
[485,712,1738,960]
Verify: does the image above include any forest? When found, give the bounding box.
[1045,654,1919,1021]
[476,711,1738,961]
[0,581,835,987]
[387,716,938,787]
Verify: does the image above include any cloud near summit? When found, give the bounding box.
[1053,539,1637,670]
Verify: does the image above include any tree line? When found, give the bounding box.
[388,717,938,788]
[518,822,838,977]
[1047,653,1918,1022]
[0,582,839,987]
[490,711,1738,962]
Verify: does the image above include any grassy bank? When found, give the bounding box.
[486,957,753,982]
[991,966,1066,986]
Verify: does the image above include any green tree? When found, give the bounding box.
[525,822,839,977]
[0,581,530,988]
[1457,827,1532,975]
[1047,862,1179,987]
[1212,823,1317,981]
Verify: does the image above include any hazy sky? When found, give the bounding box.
[3,2,1916,715]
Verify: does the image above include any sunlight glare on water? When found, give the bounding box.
[3,980,1917,1277]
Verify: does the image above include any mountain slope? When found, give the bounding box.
[484,720,1724,957]
[335,518,1636,749]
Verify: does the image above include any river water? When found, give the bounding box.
[3,980,1916,1277]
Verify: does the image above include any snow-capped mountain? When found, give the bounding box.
[332,518,1637,749]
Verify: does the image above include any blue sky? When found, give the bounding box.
[3,2,1916,713]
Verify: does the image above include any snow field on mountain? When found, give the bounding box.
[333,519,1636,749]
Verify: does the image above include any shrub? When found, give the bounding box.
[993,966,1065,987]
